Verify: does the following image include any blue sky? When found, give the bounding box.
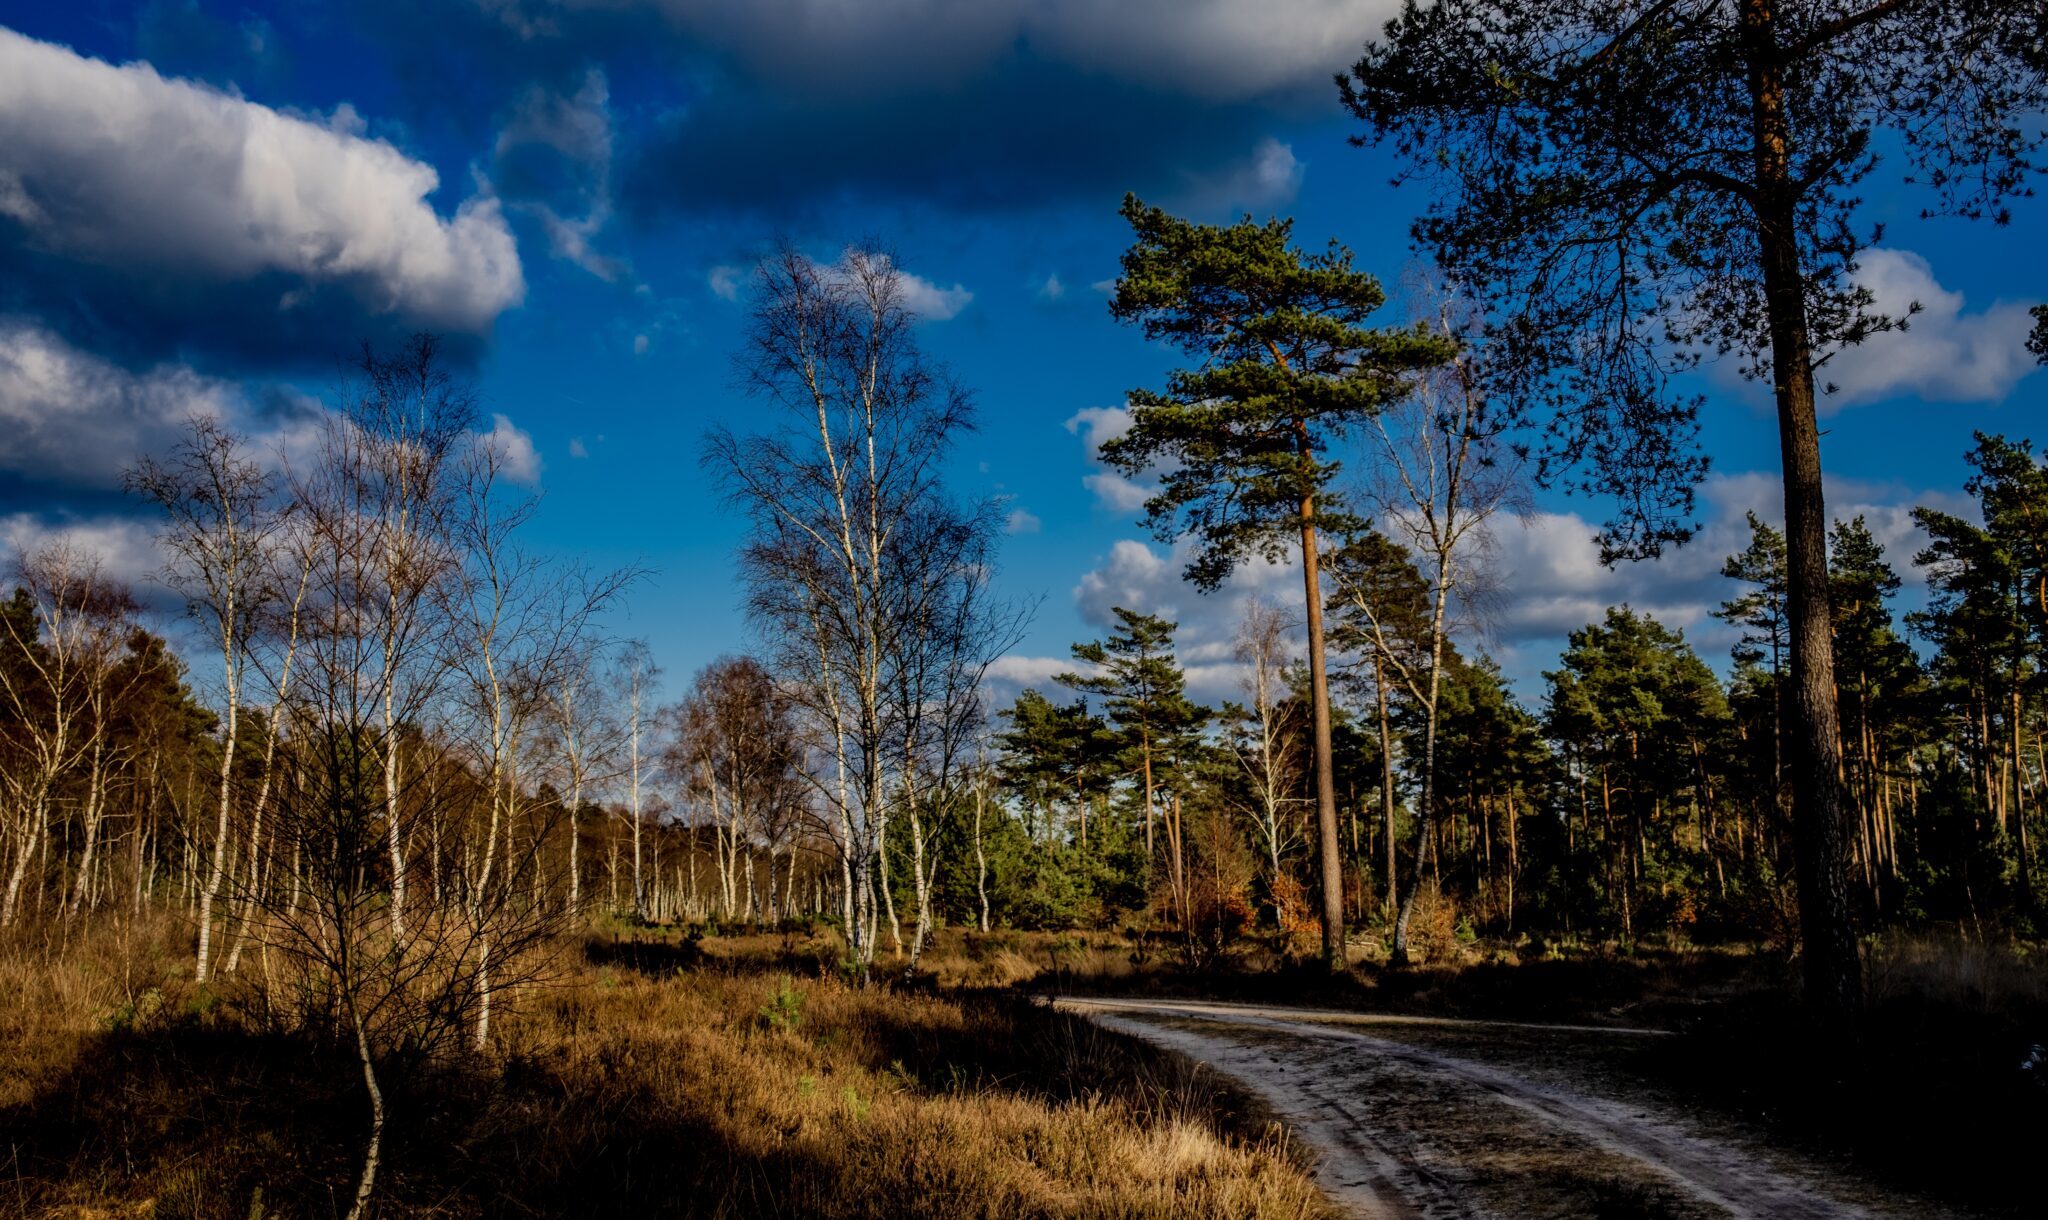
[2,1,2043,708]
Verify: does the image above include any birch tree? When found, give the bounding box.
[614,641,659,918]
[345,335,471,942]
[1224,598,1307,937]
[706,244,973,980]
[0,547,139,926]
[1334,302,1524,966]
[890,501,1025,973]
[128,415,288,980]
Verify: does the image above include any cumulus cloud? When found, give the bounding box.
[802,250,972,321]
[0,29,523,363]
[1066,405,1160,512]
[1083,472,1153,512]
[887,266,973,321]
[0,323,547,605]
[985,653,1071,691]
[0,512,165,592]
[608,1,1395,216]
[0,324,279,602]
[633,333,650,355]
[1069,536,1304,703]
[901,278,973,321]
[1043,465,1969,705]
[1818,250,2042,409]
[1067,406,1133,453]
[1038,272,1067,302]
[708,265,744,301]
[476,413,544,485]
[1476,470,1971,689]
[0,321,236,510]
[1180,137,1304,211]
[1005,508,1042,535]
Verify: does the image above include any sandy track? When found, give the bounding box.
[1056,997,1909,1220]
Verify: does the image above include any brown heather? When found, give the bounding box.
[0,914,1334,1219]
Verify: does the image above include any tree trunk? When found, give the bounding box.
[1376,650,1398,916]
[878,821,903,955]
[344,992,387,1220]
[2014,680,2034,915]
[974,779,991,933]
[1389,536,1454,968]
[1295,459,1345,970]
[1742,0,1861,1025]
[196,663,238,981]
[381,678,408,943]
[1141,733,1155,859]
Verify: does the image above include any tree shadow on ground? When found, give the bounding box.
[0,1018,977,1219]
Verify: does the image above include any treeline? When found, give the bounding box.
[931,434,2048,954]
[0,338,848,1215]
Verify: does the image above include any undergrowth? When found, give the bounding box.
[0,915,1332,1219]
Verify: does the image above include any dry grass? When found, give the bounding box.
[1863,932,2048,1013]
[1,915,1334,1219]
[0,908,195,1111]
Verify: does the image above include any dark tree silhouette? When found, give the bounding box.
[1344,0,2047,1022]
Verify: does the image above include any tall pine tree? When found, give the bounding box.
[1101,197,1455,967]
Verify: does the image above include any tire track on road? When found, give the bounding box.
[1059,997,1877,1220]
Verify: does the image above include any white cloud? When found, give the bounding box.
[0,512,164,591]
[1027,1,1396,101]
[1082,471,1153,512]
[1066,405,1160,512]
[890,268,973,321]
[633,333,650,355]
[497,68,612,172]
[0,28,524,333]
[1066,405,1134,452]
[498,70,629,284]
[802,249,972,321]
[708,264,744,301]
[1038,272,1066,301]
[1005,508,1042,535]
[985,654,1070,690]
[1071,535,1303,703]
[0,321,236,495]
[535,207,629,282]
[476,413,543,486]
[569,437,591,459]
[1819,249,2041,409]
[1182,136,1303,210]
[1474,469,1973,690]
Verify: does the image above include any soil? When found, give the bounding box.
[1055,997,1962,1220]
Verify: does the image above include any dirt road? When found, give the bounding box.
[1056,997,1943,1220]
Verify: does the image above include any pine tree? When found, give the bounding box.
[1056,607,1208,862]
[1100,196,1455,966]
[1716,512,1790,798]
[995,690,1116,849]
[1346,0,2048,1022]
[1325,528,1436,923]
[1828,516,1923,910]
[1545,607,1730,942]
